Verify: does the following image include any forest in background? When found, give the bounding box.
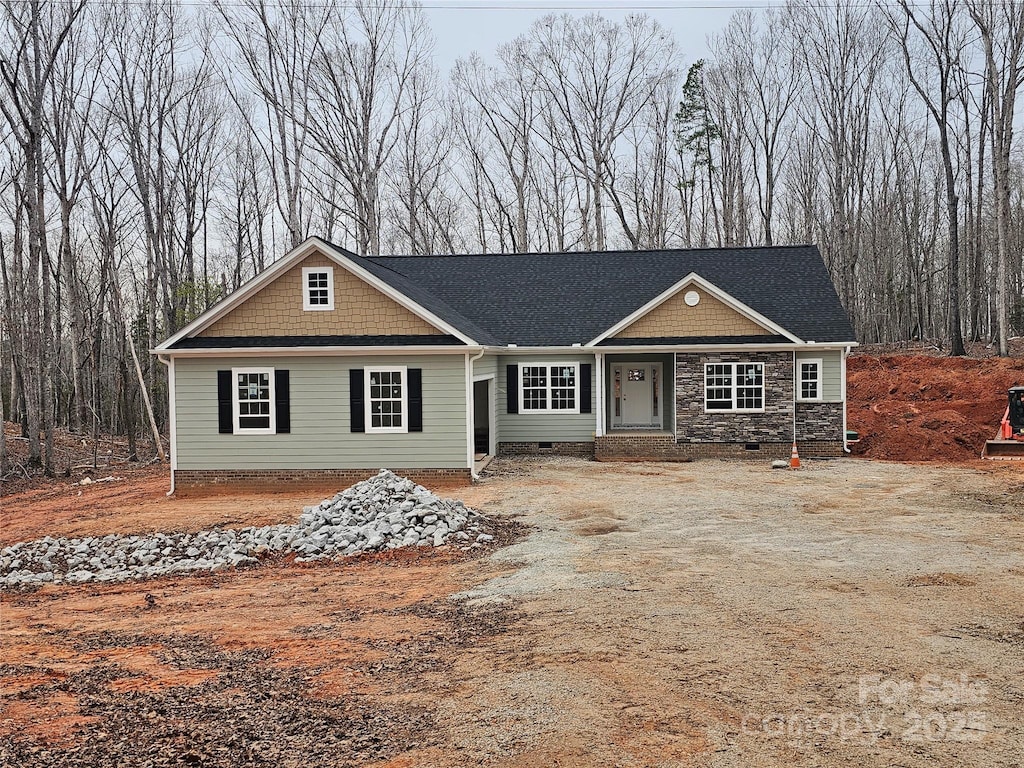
[2,0,1024,475]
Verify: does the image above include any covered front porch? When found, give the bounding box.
[598,353,676,434]
[593,353,679,460]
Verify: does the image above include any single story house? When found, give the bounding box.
[154,237,857,490]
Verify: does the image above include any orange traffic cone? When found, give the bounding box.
[789,442,801,469]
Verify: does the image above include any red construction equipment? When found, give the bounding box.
[790,442,801,469]
[983,386,1024,459]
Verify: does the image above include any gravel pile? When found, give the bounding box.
[1,470,492,589]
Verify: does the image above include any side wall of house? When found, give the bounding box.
[672,349,844,448]
[496,354,597,455]
[173,354,468,471]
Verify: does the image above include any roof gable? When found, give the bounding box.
[199,251,442,339]
[156,238,478,351]
[600,275,788,344]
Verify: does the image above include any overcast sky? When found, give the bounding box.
[422,0,765,72]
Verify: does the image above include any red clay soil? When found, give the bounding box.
[847,354,1024,462]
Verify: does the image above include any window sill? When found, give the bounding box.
[704,409,766,414]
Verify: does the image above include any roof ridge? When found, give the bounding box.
[362,244,818,261]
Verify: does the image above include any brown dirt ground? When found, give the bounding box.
[847,354,1024,462]
[2,457,1023,767]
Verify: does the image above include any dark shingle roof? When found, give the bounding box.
[355,245,854,346]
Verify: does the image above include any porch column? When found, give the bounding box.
[595,351,605,437]
[671,352,677,437]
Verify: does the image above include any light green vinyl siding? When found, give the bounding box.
[497,355,597,443]
[796,350,843,402]
[473,354,499,381]
[174,354,468,470]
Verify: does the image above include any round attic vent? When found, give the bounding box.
[683,290,701,307]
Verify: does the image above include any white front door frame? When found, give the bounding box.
[611,361,663,429]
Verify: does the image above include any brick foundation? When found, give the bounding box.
[594,434,677,460]
[172,467,473,496]
[595,434,845,461]
[498,441,595,458]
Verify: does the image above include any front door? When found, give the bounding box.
[620,364,657,427]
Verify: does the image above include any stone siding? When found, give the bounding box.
[201,252,442,338]
[675,352,794,443]
[614,287,771,339]
[796,401,845,442]
[173,467,471,495]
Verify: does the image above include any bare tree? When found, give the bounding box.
[215,0,324,250]
[302,0,432,256]
[788,2,888,322]
[452,45,538,253]
[886,0,969,355]
[967,0,1024,356]
[0,0,86,472]
[525,13,677,251]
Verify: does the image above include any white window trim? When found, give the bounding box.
[365,365,409,434]
[703,362,766,414]
[519,362,581,414]
[231,366,276,435]
[302,266,334,311]
[797,358,823,402]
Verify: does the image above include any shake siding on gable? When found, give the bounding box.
[497,355,597,443]
[613,287,771,339]
[174,355,467,470]
[200,253,443,338]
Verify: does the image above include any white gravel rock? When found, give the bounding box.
[1,469,492,589]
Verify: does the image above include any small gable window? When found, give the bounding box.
[798,359,822,402]
[302,266,334,311]
[705,362,764,412]
[520,364,579,413]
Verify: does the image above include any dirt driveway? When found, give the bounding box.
[2,458,1023,767]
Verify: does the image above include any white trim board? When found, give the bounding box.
[585,273,803,347]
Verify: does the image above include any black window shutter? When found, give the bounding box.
[408,368,423,432]
[275,370,290,433]
[217,370,233,434]
[506,364,519,414]
[350,368,365,433]
[580,363,592,413]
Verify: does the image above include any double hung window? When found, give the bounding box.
[233,368,275,433]
[520,364,579,413]
[367,366,407,433]
[704,362,764,412]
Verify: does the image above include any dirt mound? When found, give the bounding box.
[848,354,1024,461]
